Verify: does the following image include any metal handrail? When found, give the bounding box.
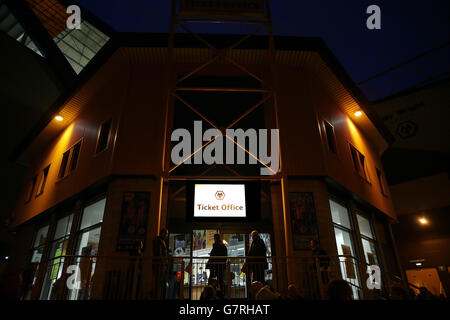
[45,254,359,261]
[38,253,375,300]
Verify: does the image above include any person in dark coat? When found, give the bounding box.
[206,234,228,293]
[153,228,169,299]
[327,279,353,300]
[247,230,268,284]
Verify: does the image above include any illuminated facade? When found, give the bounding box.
[4,0,405,300]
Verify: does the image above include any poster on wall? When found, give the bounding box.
[193,230,207,251]
[117,192,150,252]
[289,192,319,250]
[341,245,356,279]
[367,252,376,266]
[50,246,62,280]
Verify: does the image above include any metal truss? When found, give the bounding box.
[162,0,282,182]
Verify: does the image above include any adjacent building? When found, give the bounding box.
[374,78,450,298]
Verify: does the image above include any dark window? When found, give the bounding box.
[59,151,70,179]
[25,175,38,203]
[376,168,387,196]
[69,142,81,173]
[58,141,82,180]
[96,119,112,154]
[324,121,337,153]
[350,145,360,171]
[36,165,50,197]
[350,145,368,181]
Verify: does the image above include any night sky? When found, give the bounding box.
[78,0,450,99]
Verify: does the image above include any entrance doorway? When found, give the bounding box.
[167,229,272,300]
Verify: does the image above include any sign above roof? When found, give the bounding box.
[179,0,265,18]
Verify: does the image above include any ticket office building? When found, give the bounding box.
[8,35,402,300]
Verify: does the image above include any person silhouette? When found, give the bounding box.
[206,234,228,293]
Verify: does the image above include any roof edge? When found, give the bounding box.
[9,38,119,162]
[372,76,450,105]
[312,38,395,146]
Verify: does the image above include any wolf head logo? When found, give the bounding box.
[215,191,225,200]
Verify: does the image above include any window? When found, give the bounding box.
[350,144,369,182]
[36,165,51,197]
[95,119,112,154]
[58,151,70,179]
[25,175,38,203]
[356,213,380,267]
[40,214,74,300]
[330,200,352,229]
[323,120,337,153]
[58,141,82,180]
[329,199,362,299]
[376,168,387,196]
[69,142,81,172]
[65,198,106,300]
[53,21,110,74]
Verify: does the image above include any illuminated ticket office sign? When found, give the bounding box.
[194,184,246,218]
[179,0,265,18]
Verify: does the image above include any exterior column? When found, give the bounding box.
[270,181,289,294]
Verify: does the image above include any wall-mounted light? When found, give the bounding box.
[418,217,429,225]
[354,111,363,117]
[409,259,425,265]
[55,115,64,121]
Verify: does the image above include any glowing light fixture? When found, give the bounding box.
[354,111,363,117]
[55,115,64,121]
[418,217,429,225]
[416,262,422,267]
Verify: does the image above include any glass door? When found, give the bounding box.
[168,229,272,300]
[191,229,218,300]
[167,233,191,300]
[222,233,246,299]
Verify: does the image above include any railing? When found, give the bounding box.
[36,254,382,300]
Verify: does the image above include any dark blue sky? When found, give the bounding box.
[77,0,450,100]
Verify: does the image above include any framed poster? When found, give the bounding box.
[341,245,356,279]
[289,192,319,250]
[117,192,150,251]
[367,252,376,266]
[193,230,207,251]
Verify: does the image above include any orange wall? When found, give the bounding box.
[276,66,396,219]
[276,66,327,177]
[12,58,396,227]
[11,59,126,227]
[111,64,167,175]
